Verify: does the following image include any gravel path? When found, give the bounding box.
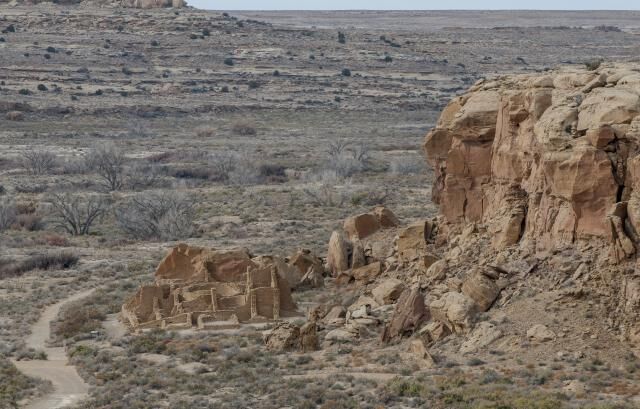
[13,289,95,409]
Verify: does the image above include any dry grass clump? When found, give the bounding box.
[231,121,257,136]
[0,252,78,279]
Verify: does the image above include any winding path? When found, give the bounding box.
[13,289,95,409]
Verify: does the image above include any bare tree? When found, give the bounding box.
[49,193,109,235]
[20,149,57,175]
[86,143,126,191]
[0,198,16,231]
[115,191,195,240]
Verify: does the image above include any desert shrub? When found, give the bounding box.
[248,80,260,89]
[14,183,48,194]
[20,149,57,175]
[595,25,622,32]
[389,156,425,175]
[323,140,371,178]
[350,188,390,206]
[302,183,350,207]
[37,84,48,91]
[34,233,69,247]
[49,193,109,235]
[126,163,161,190]
[231,121,257,136]
[259,164,287,183]
[14,213,44,231]
[224,57,234,66]
[338,31,346,44]
[341,68,351,77]
[0,198,16,231]
[195,126,215,138]
[585,58,603,71]
[0,185,5,195]
[0,251,78,279]
[86,143,127,191]
[384,55,393,62]
[0,357,51,408]
[114,191,195,240]
[208,151,262,185]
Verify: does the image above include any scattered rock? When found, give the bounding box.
[352,261,382,284]
[408,338,436,368]
[372,278,406,305]
[459,322,502,354]
[527,324,556,342]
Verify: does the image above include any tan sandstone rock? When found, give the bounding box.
[461,268,501,311]
[372,279,406,305]
[327,231,351,276]
[381,288,429,342]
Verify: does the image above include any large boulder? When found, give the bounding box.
[264,322,300,352]
[344,212,380,240]
[381,288,429,342]
[327,231,351,276]
[429,292,477,333]
[461,268,501,311]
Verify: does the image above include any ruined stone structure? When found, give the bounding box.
[122,244,300,330]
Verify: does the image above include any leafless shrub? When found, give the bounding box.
[114,191,195,240]
[302,183,350,207]
[195,126,216,138]
[49,193,109,236]
[389,156,425,175]
[126,120,150,138]
[0,198,16,231]
[126,163,161,190]
[231,121,257,136]
[86,144,126,191]
[20,149,57,175]
[325,140,371,178]
[60,157,89,175]
[208,151,263,185]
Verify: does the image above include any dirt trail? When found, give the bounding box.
[13,289,95,409]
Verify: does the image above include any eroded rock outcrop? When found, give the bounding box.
[424,64,640,258]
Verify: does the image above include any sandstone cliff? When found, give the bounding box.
[424,63,640,347]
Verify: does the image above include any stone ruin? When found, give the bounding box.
[122,244,322,330]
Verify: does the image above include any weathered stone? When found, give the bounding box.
[264,322,300,352]
[397,221,429,263]
[459,322,502,354]
[527,324,556,342]
[461,268,500,311]
[372,206,400,227]
[408,338,436,368]
[429,292,477,333]
[372,279,406,305]
[327,231,351,276]
[381,288,429,342]
[299,321,319,352]
[5,111,24,121]
[352,261,382,284]
[344,212,380,240]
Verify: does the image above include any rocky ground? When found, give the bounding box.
[2,2,640,408]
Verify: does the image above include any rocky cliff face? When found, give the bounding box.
[424,63,640,347]
[425,64,640,259]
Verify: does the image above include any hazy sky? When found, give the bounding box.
[188,0,639,10]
